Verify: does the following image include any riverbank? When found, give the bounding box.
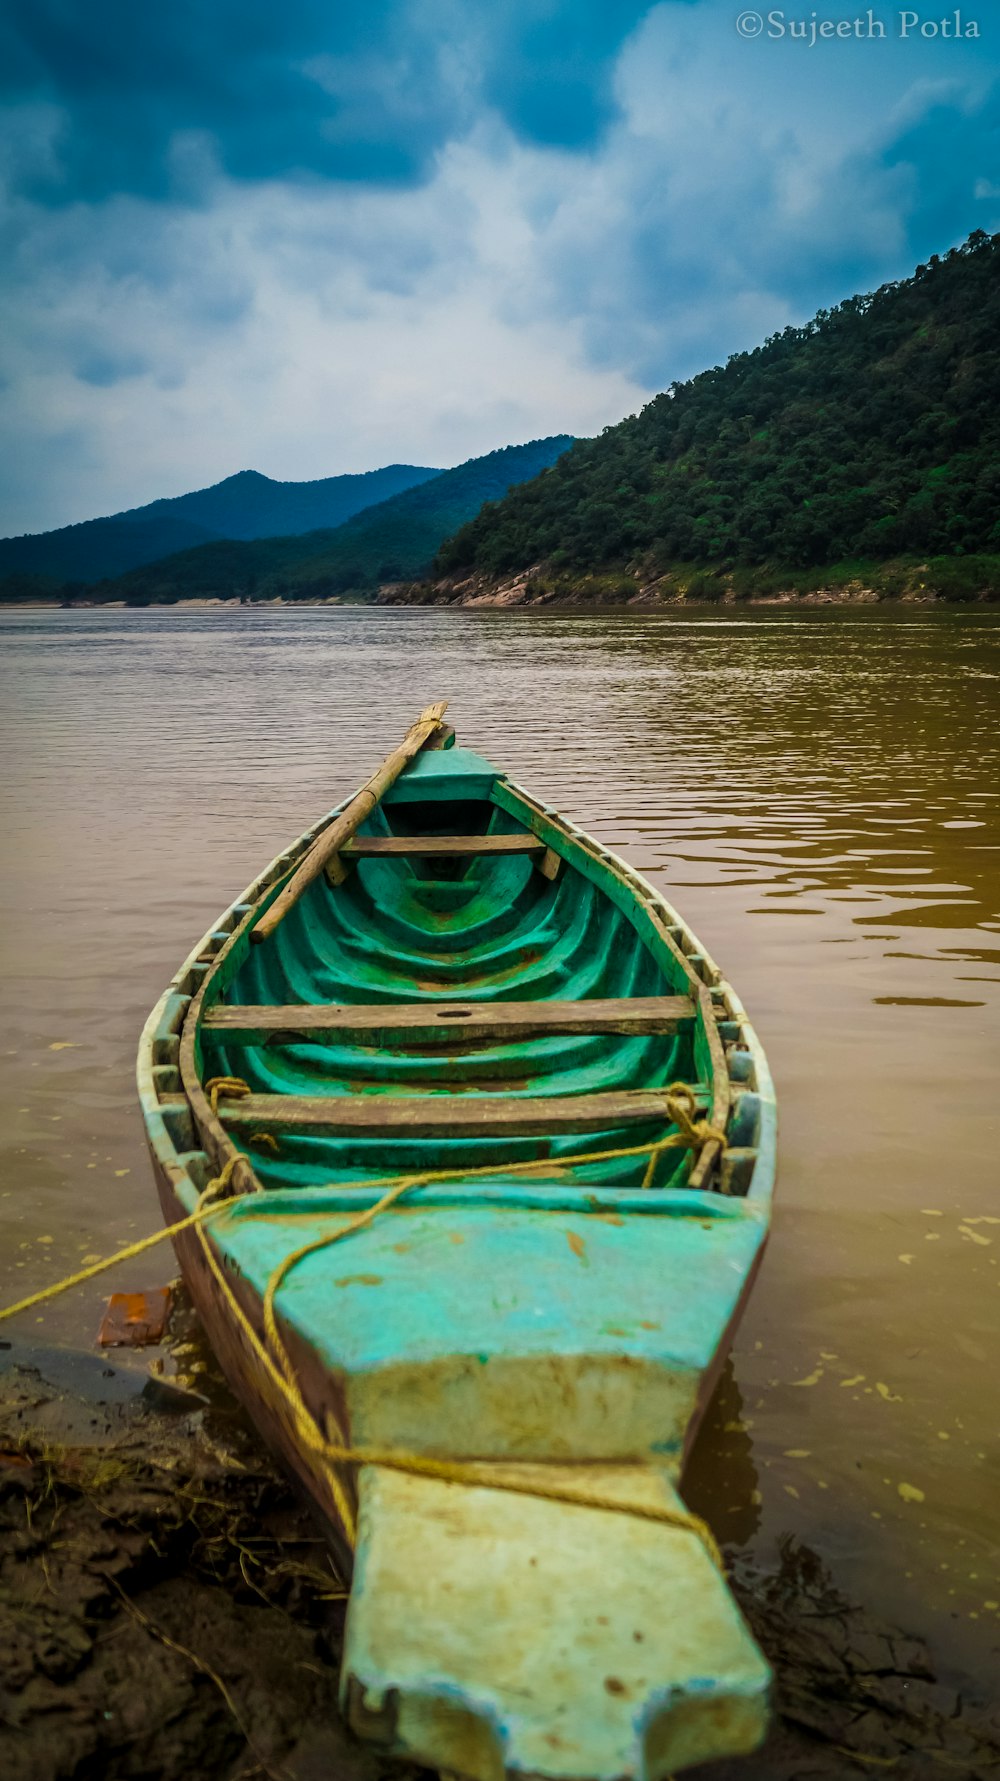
[376,553,1000,609]
[4,1336,1000,1781]
[1,588,992,611]
[0,1340,359,1781]
[3,550,1000,610]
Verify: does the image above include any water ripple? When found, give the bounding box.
[1,604,999,1682]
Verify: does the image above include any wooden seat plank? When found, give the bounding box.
[341,834,545,858]
[202,994,696,1046]
[217,1086,709,1139]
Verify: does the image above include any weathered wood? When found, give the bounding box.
[217,1086,709,1138]
[324,853,352,887]
[537,846,563,882]
[202,993,697,1046]
[423,723,456,750]
[341,834,544,858]
[688,985,731,1192]
[251,701,448,944]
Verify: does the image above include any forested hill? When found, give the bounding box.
[435,232,1000,593]
[82,437,574,604]
[0,463,440,587]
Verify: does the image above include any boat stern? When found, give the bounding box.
[342,1461,770,1781]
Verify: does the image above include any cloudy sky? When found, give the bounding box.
[2,0,997,535]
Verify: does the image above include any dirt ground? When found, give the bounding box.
[1,1338,998,1781]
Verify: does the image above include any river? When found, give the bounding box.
[1,603,998,1696]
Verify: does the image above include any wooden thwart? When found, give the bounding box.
[217,1086,709,1139]
[342,834,545,858]
[251,701,448,945]
[202,994,696,1047]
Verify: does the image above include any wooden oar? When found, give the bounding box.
[251,701,448,945]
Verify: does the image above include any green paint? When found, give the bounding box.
[137,730,777,1779]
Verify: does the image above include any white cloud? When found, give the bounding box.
[0,128,645,533]
[0,0,997,534]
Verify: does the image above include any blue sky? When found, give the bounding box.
[1,0,997,534]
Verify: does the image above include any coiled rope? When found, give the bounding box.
[205,1075,252,1115]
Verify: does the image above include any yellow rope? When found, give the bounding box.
[0,1084,720,1329]
[256,1080,723,1385]
[233,1175,725,1568]
[0,1087,728,1568]
[231,1079,726,1567]
[205,1077,724,1183]
[248,1131,281,1153]
[226,1079,726,1201]
[191,1186,723,1564]
[0,1155,247,1325]
[262,1174,422,1381]
[641,1083,706,1188]
[349,1453,724,1571]
[205,1075,252,1115]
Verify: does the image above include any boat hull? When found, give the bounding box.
[137,728,777,1777]
[150,1145,357,1570]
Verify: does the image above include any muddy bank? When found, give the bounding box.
[2,1342,998,1781]
[0,1346,390,1781]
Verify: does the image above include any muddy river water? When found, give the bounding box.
[1,603,998,1698]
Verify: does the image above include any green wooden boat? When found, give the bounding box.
[137,704,777,1780]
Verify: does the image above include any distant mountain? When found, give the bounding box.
[86,438,575,604]
[433,230,1000,599]
[0,515,220,588]
[124,465,444,543]
[261,437,577,599]
[0,464,442,586]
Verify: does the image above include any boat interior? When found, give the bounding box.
[197,745,725,1198]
